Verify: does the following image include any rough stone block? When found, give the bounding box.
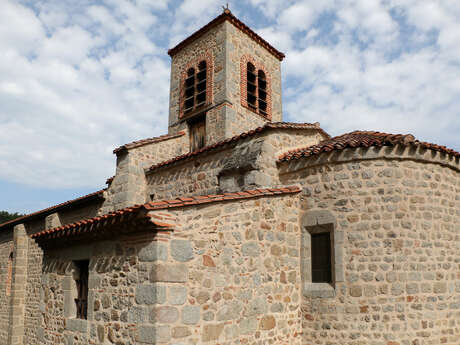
[216,300,242,321]
[171,240,194,262]
[128,306,147,323]
[245,297,267,316]
[136,325,170,344]
[150,306,179,323]
[150,263,188,283]
[302,210,336,227]
[97,324,104,343]
[350,285,362,297]
[172,326,191,338]
[88,275,101,289]
[242,242,260,257]
[169,286,187,305]
[45,212,61,229]
[303,283,336,298]
[138,242,168,262]
[182,305,200,325]
[66,318,88,333]
[135,284,166,305]
[202,323,224,342]
[240,317,257,335]
[259,315,276,330]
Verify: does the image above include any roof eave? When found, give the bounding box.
[0,190,105,231]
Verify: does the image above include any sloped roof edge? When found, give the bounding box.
[114,131,185,154]
[168,9,285,61]
[278,130,460,162]
[0,190,105,230]
[146,122,329,173]
[31,186,300,241]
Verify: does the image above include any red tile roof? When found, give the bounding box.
[0,190,105,230]
[113,131,185,154]
[278,130,460,162]
[144,186,300,210]
[147,122,329,173]
[31,186,300,241]
[30,204,173,242]
[168,9,285,61]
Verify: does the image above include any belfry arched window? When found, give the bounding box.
[184,60,207,114]
[257,70,267,115]
[242,58,270,119]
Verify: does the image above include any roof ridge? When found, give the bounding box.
[278,130,459,162]
[0,189,105,230]
[168,9,285,61]
[146,122,329,173]
[114,131,185,154]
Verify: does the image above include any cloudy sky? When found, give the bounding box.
[0,0,459,214]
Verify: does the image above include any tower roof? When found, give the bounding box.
[168,9,285,61]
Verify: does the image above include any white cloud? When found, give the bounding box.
[0,0,459,196]
[0,0,171,188]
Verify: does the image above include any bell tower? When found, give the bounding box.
[167,9,284,150]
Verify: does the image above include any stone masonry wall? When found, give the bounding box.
[36,192,302,345]
[24,237,43,344]
[143,193,302,344]
[279,149,460,345]
[39,236,164,345]
[146,143,237,200]
[0,231,13,344]
[147,129,322,200]
[101,134,188,214]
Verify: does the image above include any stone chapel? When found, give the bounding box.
[0,9,459,345]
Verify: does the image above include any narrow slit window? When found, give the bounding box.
[6,251,13,296]
[74,260,89,319]
[311,232,332,283]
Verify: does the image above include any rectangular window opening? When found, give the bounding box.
[74,260,89,319]
[311,232,332,283]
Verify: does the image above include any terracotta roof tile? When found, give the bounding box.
[0,190,105,230]
[168,9,285,61]
[113,131,185,154]
[278,130,460,162]
[31,185,300,241]
[147,122,328,173]
[30,204,149,240]
[144,185,300,210]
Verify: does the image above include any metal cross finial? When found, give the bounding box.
[222,3,230,13]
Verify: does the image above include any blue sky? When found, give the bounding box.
[0,0,459,214]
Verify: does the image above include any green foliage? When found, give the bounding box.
[0,211,24,224]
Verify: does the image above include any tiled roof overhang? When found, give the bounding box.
[146,122,329,173]
[278,131,460,162]
[168,9,285,61]
[31,186,300,244]
[113,131,185,154]
[0,190,105,231]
